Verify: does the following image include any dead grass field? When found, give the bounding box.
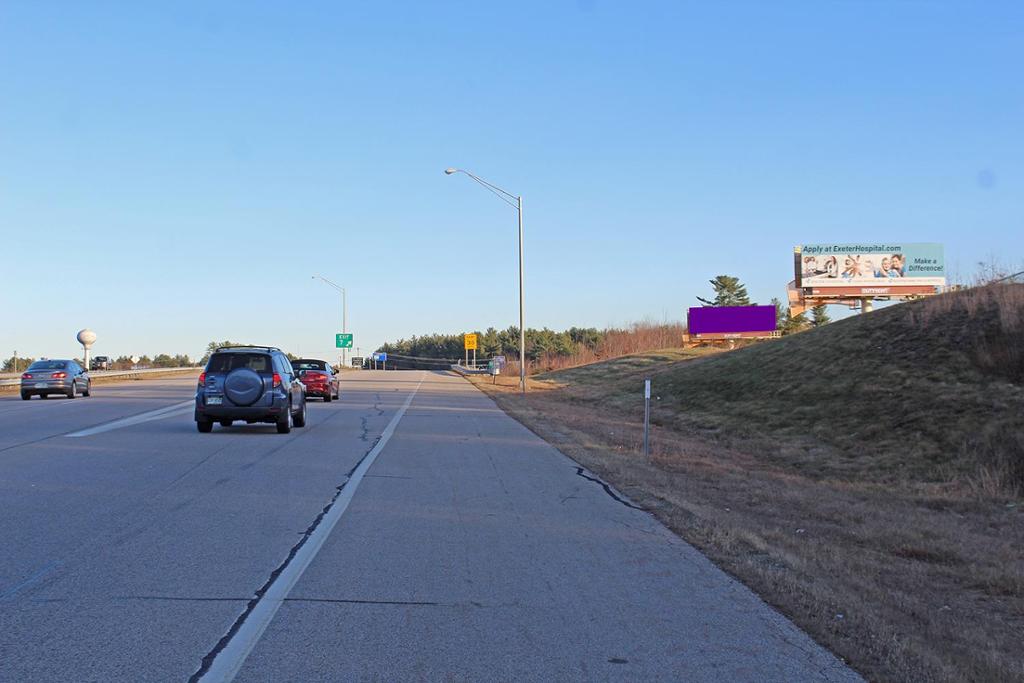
[471,285,1024,682]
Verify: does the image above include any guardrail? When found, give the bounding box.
[0,366,198,388]
[450,364,491,376]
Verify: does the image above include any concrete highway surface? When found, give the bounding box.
[0,371,858,682]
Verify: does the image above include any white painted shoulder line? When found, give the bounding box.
[65,401,194,437]
[197,372,425,683]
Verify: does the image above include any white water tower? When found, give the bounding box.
[77,329,97,370]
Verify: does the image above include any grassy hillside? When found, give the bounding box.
[474,283,1024,681]
[543,283,1024,495]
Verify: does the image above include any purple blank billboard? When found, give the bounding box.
[687,306,777,335]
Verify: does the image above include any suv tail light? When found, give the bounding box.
[21,373,32,379]
[197,372,206,386]
[52,372,67,379]
[272,373,282,388]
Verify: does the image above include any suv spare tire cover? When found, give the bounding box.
[224,367,265,406]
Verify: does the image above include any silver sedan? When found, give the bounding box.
[20,359,92,400]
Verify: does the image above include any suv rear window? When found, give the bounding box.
[207,352,272,374]
[292,359,327,371]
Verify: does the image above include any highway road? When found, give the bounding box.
[0,371,858,682]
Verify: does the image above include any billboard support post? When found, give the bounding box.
[643,379,651,458]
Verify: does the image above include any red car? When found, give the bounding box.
[291,358,340,402]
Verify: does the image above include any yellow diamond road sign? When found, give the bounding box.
[464,333,478,350]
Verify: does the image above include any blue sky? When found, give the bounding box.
[2,1,1021,363]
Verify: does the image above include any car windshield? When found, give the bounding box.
[28,361,67,370]
[206,353,271,374]
[292,360,327,371]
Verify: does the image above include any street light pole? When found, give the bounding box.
[312,275,347,368]
[445,168,526,394]
[517,195,525,393]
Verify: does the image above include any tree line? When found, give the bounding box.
[379,326,604,362]
[376,322,686,372]
[2,353,195,372]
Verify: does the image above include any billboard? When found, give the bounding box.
[796,243,945,290]
[688,305,777,338]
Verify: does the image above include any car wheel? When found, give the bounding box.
[82,382,91,397]
[219,420,233,427]
[294,399,307,428]
[276,403,293,434]
[197,419,213,433]
[67,382,77,399]
[20,391,30,400]
[323,391,332,403]
[40,393,47,400]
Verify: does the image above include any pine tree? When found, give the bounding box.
[696,275,752,307]
[782,310,810,335]
[771,297,787,329]
[811,304,831,327]
[772,297,811,335]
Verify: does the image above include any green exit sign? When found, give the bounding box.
[335,333,353,348]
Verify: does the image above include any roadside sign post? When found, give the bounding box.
[464,333,478,369]
[335,334,353,372]
[643,379,651,458]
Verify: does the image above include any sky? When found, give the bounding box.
[2,1,1022,364]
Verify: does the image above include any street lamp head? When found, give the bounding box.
[444,168,458,175]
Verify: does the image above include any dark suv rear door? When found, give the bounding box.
[205,352,275,407]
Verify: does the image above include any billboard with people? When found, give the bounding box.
[796,243,945,290]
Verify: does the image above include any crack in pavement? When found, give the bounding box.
[187,389,406,683]
[574,467,645,511]
[117,595,506,608]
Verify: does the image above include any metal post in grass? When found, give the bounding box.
[643,378,651,458]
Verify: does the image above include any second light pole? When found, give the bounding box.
[445,167,526,394]
[312,275,347,368]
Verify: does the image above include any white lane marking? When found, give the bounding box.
[197,372,425,683]
[64,401,194,437]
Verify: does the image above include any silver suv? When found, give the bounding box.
[194,346,306,434]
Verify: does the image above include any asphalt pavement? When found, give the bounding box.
[0,371,859,682]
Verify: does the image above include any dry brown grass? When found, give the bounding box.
[497,322,690,378]
[470,287,1024,682]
